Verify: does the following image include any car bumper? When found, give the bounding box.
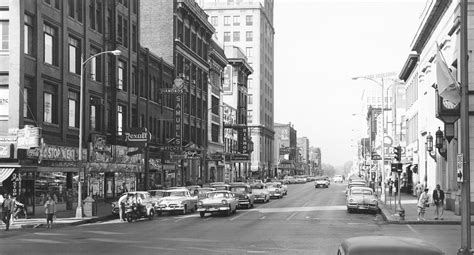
[155,204,185,211]
[269,193,282,198]
[237,200,251,206]
[347,203,378,211]
[254,197,266,202]
[197,207,230,212]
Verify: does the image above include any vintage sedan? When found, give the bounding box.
[315,178,330,188]
[155,188,198,215]
[229,183,255,208]
[250,184,270,203]
[346,187,378,213]
[148,189,166,205]
[266,182,284,198]
[337,236,444,255]
[197,190,238,217]
[271,181,287,195]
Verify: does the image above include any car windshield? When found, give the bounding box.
[214,186,228,190]
[164,191,186,197]
[351,189,373,195]
[231,187,246,193]
[149,190,165,197]
[207,192,229,199]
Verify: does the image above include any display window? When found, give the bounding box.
[34,172,77,212]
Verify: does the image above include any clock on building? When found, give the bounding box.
[442,99,458,110]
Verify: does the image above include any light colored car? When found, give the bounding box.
[333,175,344,183]
[271,181,287,195]
[345,182,367,196]
[197,190,238,217]
[266,182,284,198]
[315,178,330,188]
[155,188,198,215]
[196,187,216,200]
[148,189,166,205]
[229,183,255,209]
[337,236,444,255]
[295,177,307,184]
[346,187,378,213]
[283,176,296,184]
[251,184,270,203]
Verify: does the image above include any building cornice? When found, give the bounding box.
[399,53,419,81]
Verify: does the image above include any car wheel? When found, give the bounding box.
[126,213,133,222]
[200,212,205,218]
[148,210,155,220]
[182,205,187,215]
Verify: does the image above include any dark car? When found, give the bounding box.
[337,236,444,255]
[229,183,255,209]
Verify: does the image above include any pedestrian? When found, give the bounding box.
[118,193,129,222]
[2,193,14,231]
[417,188,430,221]
[388,179,393,196]
[394,178,399,197]
[433,184,445,220]
[415,181,423,199]
[44,194,56,229]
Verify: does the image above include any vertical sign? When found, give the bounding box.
[174,91,183,148]
[11,170,21,197]
[457,153,463,182]
[238,128,249,154]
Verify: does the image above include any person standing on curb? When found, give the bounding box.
[118,193,129,222]
[415,181,423,199]
[44,194,56,229]
[2,193,14,231]
[433,184,445,220]
[417,188,430,221]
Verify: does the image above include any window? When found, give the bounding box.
[117,15,123,43]
[43,90,57,124]
[68,91,79,128]
[89,0,95,30]
[246,15,253,26]
[68,36,81,74]
[132,24,137,52]
[90,97,101,131]
[248,94,253,104]
[224,16,230,26]
[123,18,128,48]
[0,21,8,51]
[233,16,240,26]
[43,24,58,66]
[117,60,127,91]
[245,47,252,57]
[131,65,137,95]
[44,0,60,9]
[90,47,102,81]
[233,31,240,42]
[132,0,137,14]
[211,16,218,26]
[68,0,75,18]
[68,0,82,22]
[117,105,125,136]
[96,0,103,33]
[24,15,34,55]
[211,96,219,115]
[211,124,219,143]
[224,32,230,42]
[246,31,253,41]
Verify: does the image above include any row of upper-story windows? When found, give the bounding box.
[406,73,418,109]
[176,19,209,61]
[211,15,253,27]
[406,113,418,145]
[0,20,8,52]
[222,31,253,42]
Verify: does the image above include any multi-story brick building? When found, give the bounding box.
[198,0,275,179]
[140,0,214,186]
[274,123,297,177]
[0,0,175,215]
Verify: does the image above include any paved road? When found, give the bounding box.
[0,182,462,254]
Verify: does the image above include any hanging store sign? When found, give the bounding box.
[17,126,40,149]
[174,92,183,149]
[10,170,21,197]
[40,143,78,161]
[238,128,249,154]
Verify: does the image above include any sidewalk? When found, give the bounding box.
[379,191,466,224]
[0,200,116,230]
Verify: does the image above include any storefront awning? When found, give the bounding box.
[0,168,15,183]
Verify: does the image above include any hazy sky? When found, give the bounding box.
[274,0,426,166]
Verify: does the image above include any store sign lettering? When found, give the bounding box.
[41,144,78,161]
[174,94,182,147]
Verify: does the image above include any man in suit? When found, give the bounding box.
[433,184,445,220]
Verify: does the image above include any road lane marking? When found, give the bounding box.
[158,237,216,243]
[302,200,311,207]
[182,246,228,253]
[286,212,298,221]
[18,239,65,244]
[83,230,123,235]
[407,224,419,235]
[88,238,143,243]
[256,205,346,213]
[33,232,67,236]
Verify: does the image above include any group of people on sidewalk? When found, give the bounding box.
[415,182,445,221]
[1,192,57,230]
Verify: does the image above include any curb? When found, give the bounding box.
[19,214,116,229]
[379,204,463,225]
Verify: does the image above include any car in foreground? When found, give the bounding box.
[337,236,444,255]
[314,178,330,188]
[155,188,198,215]
[346,187,378,213]
[197,190,238,217]
[266,182,284,198]
[251,184,270,203]
[229,183,255,208]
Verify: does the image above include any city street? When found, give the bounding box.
[0,182,461,254]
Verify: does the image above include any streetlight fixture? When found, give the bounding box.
[76,50,121,219]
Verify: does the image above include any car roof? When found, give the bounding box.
[340,236,444,255]
[350,187,373,191]
[208,190,231,194]
[166,188,188,192]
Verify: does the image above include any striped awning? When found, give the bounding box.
[0,168,15,183]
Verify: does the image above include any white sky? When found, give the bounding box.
[274,0,427,166]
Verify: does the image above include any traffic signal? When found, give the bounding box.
[393,146,402,161]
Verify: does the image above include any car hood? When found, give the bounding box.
[159,196,188,203]
[201,198,231,204]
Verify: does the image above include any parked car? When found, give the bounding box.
[345,182,367,196]
[271,181,287,195]
[333,175,344,183]
[186,185,201,196]
[229,183,255,209]
[111,191,156,218]
[315,178,330,188]
[346,187,378,214]
[211,183,232,191]
[283,176,296,184]
[337,236,444,255]
[155,188,198,215]
[148,189,167,205]
[266,182,284,198]
[197,190,238,217]
[250,184,270,203]
[295,177,307,184]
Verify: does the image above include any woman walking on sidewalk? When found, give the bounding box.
[417,188,430,221]
[44,195,56,229]
[433,184,445,220]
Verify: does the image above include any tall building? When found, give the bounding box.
[297,137,310,175]
[0,0,175,215]
[140,0,215,186]
[274,123,297,177]
[198,0,275,179]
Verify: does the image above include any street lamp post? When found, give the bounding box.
[76,50,121,219]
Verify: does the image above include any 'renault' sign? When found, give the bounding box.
[124,128,151,147]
